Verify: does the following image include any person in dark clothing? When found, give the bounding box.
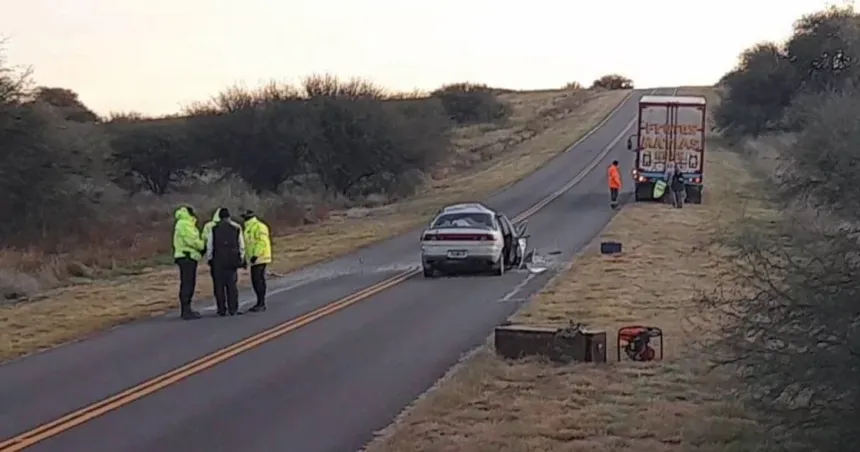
[201,207,225,308]
[205,208,246,316]
[670,169,686,208]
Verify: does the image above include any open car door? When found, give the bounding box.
[512,220,529,268]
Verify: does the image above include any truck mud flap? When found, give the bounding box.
[685,185,703,204]
[634,182,654,202]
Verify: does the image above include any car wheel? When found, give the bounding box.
[423,265,435,278]
[492,258,505,276]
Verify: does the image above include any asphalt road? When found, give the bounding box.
[0,87,676,452]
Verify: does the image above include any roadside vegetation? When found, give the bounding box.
[704,5,860,450]
[0,39,635,360]
[366,5,860,452]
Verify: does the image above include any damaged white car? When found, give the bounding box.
[420,203,529,277]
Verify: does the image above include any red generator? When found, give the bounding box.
[617,325,663,362]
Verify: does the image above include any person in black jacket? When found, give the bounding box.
[670,169,686,208]
[205,208,247,316]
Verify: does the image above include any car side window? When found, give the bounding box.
[496,215,511,235]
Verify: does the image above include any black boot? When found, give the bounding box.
[248,303,267,313]
[181,309,201,320]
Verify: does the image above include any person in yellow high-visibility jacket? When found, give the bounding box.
[242,209,272,312]
[172,206,205,320]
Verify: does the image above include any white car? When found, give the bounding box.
[420,203,528,277]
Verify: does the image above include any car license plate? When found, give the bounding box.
[447,250,468,259]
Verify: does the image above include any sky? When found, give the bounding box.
[0,0,842,116]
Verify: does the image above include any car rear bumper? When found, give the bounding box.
[423,257,498,271]
[421,243,502,268]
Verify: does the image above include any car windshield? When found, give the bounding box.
[432,212,494,229]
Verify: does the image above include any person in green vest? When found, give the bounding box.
[242,209,272,313]
[172,206,206,320]
[653,162,674,201]
[652,178,668,200]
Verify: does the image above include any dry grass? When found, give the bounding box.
[363,88,770,452]
[0,88,630,362]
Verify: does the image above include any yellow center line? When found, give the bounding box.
[0,88,652,451]
[0,270,414,451]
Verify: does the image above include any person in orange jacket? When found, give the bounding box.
[608,160,622,209]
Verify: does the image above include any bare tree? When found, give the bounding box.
[0,38,32,105]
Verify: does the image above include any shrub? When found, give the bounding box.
[431,82,510,124]
[104,111,146,123]
[590,74,634,90]
[778,89,860,215]
[32,87,99,123]
[705,212,860,452]
[301,73,389,100]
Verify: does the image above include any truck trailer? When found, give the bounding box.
[626,95,706,204]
